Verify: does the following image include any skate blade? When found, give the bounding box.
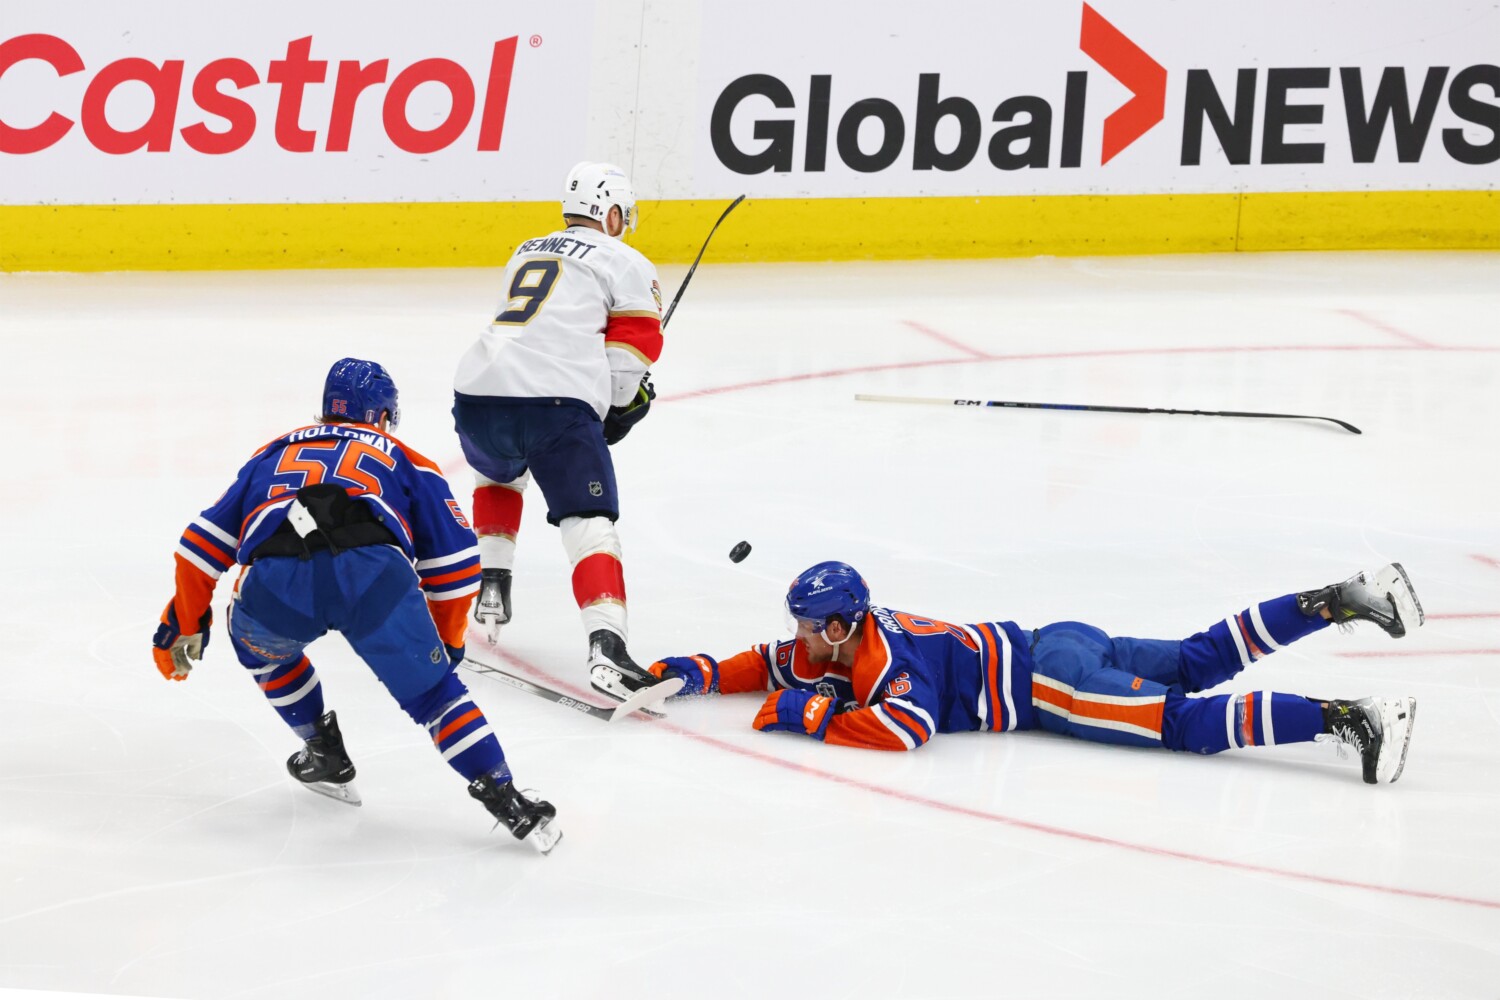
[299,778,362,806]
[1383,697,1417,784]
[525,818,563,855]
[600,674,684,723]
[1387,563,1425,632]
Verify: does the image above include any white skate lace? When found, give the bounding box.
[1316,725,1364,761]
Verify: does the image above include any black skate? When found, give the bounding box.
[1297,562,1425,638]
[473,568,513,642]
[586,628,683,721]
[286,710,361,806]
[468,774,562,854]
[1318,696,1417,784]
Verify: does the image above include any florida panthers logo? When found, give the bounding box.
[884,672,913,698]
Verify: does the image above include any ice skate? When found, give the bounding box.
[287,710,361,806]
[1297,562,1424,638]
[468,774,562,854]
[587,628,683,721]
[473,568,513,642]
[1317,696,1417,784]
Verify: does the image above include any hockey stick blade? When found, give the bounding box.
[463,652,667,722]
[661,194,745,330]
[854,394,1361,435]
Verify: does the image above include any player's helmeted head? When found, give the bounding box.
[562,161,637,236]
[786,561,870,635]
[322,357,400,429]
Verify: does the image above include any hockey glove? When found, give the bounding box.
[152,604,212,681]
[445,644,466,668]
[753,689,836,740]
[603,376,656,446]
[648,654,719,696]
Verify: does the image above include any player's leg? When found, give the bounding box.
[230,558,358,803]
[453,397,531,639]
[524,404,668,704]
[335,546,561,850]
[1032,625,1414,782]
[1171,564,1423,693]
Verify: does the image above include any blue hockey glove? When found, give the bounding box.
[648,654,719,696]
[753,689,836,740]
[603,376,655,446]
[152,603,212,681]
[445,644,466,668]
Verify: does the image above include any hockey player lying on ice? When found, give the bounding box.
[648,560,1424,784]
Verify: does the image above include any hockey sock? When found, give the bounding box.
[1177,594,1331,692]
[473,484,523,545]
[250,655,325,739]
[427,698,508,782]
[1162,690,1325,754]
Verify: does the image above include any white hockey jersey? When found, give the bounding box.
[454,224,664,418]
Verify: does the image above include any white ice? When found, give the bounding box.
[1,251,1498,1000]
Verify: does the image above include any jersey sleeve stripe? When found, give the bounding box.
[192,517,238,548]
[427,579,481,600]
[174,545,225,580]
[872,706,919,749]
[884,697,936,738]
[181,528,235,567]
[608,309,660,318]
[420,563,481,587]
[416,546,481,571]
[603,314,663,364]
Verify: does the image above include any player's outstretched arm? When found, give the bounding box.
[649,646,774,696]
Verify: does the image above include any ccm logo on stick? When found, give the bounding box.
[0,33,518,155]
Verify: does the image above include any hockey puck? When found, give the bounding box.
[729,541,752,563]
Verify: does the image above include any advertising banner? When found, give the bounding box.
[0,0,596,204]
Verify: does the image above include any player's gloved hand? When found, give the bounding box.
[152,604,212,681]
[648,654,719,696]
[753,689,836,740]
[603,376,656,446]
[445,644,465,668]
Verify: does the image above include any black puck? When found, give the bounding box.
[729,541,752,563]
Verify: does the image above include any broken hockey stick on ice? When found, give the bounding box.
[463,648,667,723]
[854,394,1362,435]
[661,195,746,330]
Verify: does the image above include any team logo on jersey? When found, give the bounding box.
[445,499,471,528]
[650,279,662,312]
[884,672,913,698]
[588,481,603,497]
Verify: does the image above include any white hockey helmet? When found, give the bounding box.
[562,161,637,235]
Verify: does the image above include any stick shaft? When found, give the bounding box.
[854,394,1361,434]
[463,656,664,721]
[661,195,745,329]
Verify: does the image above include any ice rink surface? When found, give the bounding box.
[2,251,1499,999]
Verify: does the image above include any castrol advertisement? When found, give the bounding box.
[0,2,594,203]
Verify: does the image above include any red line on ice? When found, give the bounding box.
[901,319,993,359]
[477,643,1500,912]
[1335,308,1434,348]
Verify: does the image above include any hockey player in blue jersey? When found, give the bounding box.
[151,358,561,852]
[649,560,1424,784]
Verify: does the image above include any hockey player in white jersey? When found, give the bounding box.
[453,161,682,714]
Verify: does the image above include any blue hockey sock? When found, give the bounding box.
[427,698,507,781]
[1163,690,1325,754]
[1178,594,1331,692]
[249,655,325,739]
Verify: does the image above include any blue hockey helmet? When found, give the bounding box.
[785,561,871,633]
[322,357,400,429]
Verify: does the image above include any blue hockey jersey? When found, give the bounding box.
[165,422,481,649]
[713,606,1038,750]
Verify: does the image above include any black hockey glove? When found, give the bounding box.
[603,375,656,446]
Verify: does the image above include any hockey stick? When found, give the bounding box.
[661,195,746,329]
[462,651,667,722]
[854,394,1362,435]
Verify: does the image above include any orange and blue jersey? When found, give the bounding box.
[715,605,1038,751]
[164,421,480,649]
[708,593,1336,755]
